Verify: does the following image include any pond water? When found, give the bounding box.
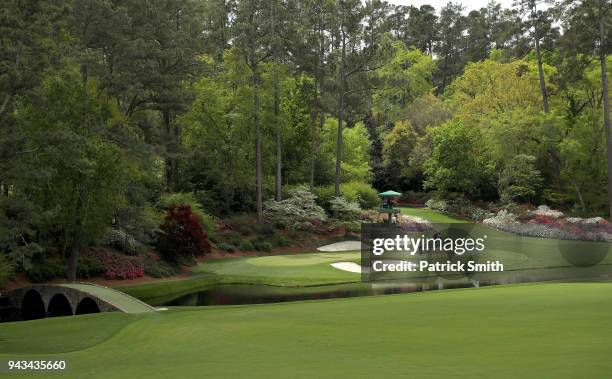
[161,280,475,307]
[158,264,612,307]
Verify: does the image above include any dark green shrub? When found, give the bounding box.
[0,254,11,287]
[239,240,254,251]
[252,222,276,237]
[272,234,291,248]
[144,252,179,278]
[77,256,105,278]
[253,241,272,252]
[224,233,244,246]
[27,257,66,283]
[217,242,235,252]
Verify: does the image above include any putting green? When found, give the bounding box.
[2,283,612,378]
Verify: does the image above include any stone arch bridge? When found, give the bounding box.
[0,283,156,322]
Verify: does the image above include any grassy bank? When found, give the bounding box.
[2,283,612,378]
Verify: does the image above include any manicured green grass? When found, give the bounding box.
[399,206,468,223]
[3,283,612,378]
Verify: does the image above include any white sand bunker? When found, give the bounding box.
[317,240,361,252]
[330,262,369,274]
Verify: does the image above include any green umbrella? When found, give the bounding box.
[379,190,401,197]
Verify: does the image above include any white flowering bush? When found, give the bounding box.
[584,217,605,224]
[263,186,327,228]
[566,217,583,223]
[483,210,519,226]
[425,199,448,213]
[329,196,362,221]
[529,205,564,218]
[100,228,141,254]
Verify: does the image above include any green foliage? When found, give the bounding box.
[144,255,179,279]
[0,253,12,288]
[158,193,216,232]
[253,241,272,253]
[27,257,66,283]
[498,155,543,204]
[239,240,254,251]
[217,242,236,252]
[319,119,373,183]
[373,34,435,121]
[423,121,487,197]
[314,182,378,210]
[383,120,419,186]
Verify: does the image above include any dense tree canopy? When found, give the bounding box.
[1,0,612,281]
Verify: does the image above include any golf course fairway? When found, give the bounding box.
[2,283,612,378]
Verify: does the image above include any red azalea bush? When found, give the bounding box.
[83,249,145,280]
[157,205,211,262]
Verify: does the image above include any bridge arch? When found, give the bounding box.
[2,283,156,322]
[75,297,100,315]
[21,289,45,321]
[48,293,73,317]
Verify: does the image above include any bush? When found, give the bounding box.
[314,182,378,210]
[425,199,448,212]
[157,205,212,262]
[0,254,11,287]
[340,182,379,209]
[272,234,291,248]
[158,192,216,232]
[224,232,244,246]
[329,197,362,221]
[239,240,254,251]
[217,242,235,252]
[253,241,272,252]
[252,222,276,236]
[77,255,105,278]
[144,255,178,278]
[263,185,327,229]
[99,228,141,255]
[344,221,362,233]
[27,257,66,283]
[498,154,542,204]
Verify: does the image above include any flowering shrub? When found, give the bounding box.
[263,186,327,229]
[484,209,612,242]
[99,228,141,255]
[83,249,144,280]
[329,196,361,221]
[483,210,519,226]
[425,199,448,213]
[157,205,212,262]
[529,205,564,218]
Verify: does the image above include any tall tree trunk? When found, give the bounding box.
[272,0,282,201]
[163,110,175,190]
[599,1,612,219]
[532,3,549,113]
[335,23,346,197]
[67,185,85,282]
[310,79,318,191]
[534,34,549,113]
[254,65,263,222]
